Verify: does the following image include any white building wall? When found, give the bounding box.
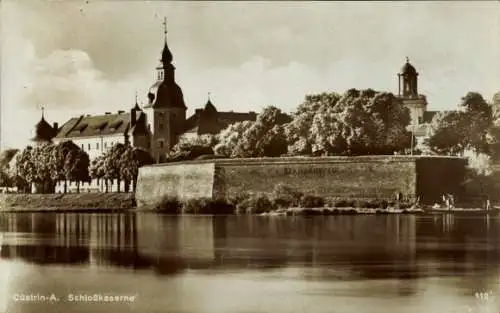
[53,134,126,161]
[55,179,133,194]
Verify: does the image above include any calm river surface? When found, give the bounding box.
[0,213,499,313]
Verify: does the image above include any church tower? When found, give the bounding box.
[397,57,427,125]
[144,18,187,163]
[31,106,57,146]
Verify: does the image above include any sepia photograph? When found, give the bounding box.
[0,1,499,312]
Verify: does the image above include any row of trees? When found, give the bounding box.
[424,92,497,156]
[7,141,90,193]
[90,143,154,193]
[171,90,500,163]
[5,141,153,193]
[170,89,413,160]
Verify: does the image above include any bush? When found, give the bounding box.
[182,197,235,215]
[293,208,324,216]
[236,193,275,214]
[154,195,182,214]
[271,184,302,208]
[330,199,355,208]
[299,194,325,208]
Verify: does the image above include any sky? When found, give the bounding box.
[1,1,499,149]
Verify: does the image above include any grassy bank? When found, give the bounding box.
[1,190,496,215]
[0,193,135,212]
[146,192,425,216]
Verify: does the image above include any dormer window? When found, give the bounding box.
[75,123,88,132]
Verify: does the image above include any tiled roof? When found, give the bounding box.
[55,112,132,139]
[183,110,258,135]
[217,111,258,124]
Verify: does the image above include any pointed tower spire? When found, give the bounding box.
[133,90,141,111]
[163,17,167,42]
[40,104,45,120]
[161,17,173,65]
[405,56,410,63]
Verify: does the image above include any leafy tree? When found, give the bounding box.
[309,109,347,155]
[102,143,126,192]
[425,92,493,156]
[214,121,254,157]
[90,154,106,191]
[15,146,36,193]
[119,146,154,192]
[425,111,467,155]
[286,89,411,156]
[285,93,343,155]
[52,141,81,193]
[172,134,217,153]
[232,106,288,157]
[486,91,500,160]
[32,143,57,193]
[0,149,19,188]
[460,92,492,154]
[63,148,90,193]
[0,149,19,169]
[0,171,11,187]
[167,134,217,162]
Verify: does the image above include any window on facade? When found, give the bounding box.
[147,141,151,149]
[159,123,164,130]
[81,144,84,150]
[88,144,91,150]
[159,141,164,148]
[104,143,107,148]
[96,143,99,149]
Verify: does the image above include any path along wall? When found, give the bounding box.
[135,156,467,207]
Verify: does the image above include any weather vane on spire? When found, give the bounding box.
[39,104,45,118]
[162,17,167,42]
[406,56,410,63]
[135,90,138,104]
[208,92,211,101]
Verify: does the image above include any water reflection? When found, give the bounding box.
[1,213,500,281]
[1,213,500,313]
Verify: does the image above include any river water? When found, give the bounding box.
[0,213,499,313]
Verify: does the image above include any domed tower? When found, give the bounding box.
[31,107,56,146]
[397,57,427,125]
[144,18,187,163]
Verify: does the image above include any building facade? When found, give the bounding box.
[34,26,263,192]
[396,58,445,149]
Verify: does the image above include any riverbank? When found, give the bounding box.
[0,193,135,212]
[0,193,497,215]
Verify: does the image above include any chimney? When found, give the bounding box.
[130,109,137,127]
[118,110,125,114]
[105,112,111,115]
[52,122,58,132]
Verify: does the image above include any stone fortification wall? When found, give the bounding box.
[135,156,467,207]
[136,163,215,207]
